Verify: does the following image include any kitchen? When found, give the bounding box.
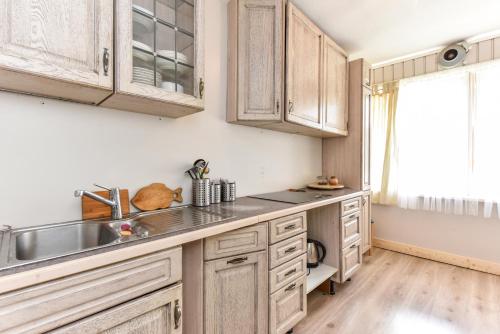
[1,0,500,333]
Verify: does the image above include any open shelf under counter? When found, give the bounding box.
[306,263,338,294]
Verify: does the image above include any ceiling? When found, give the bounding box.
[292,0,500,64]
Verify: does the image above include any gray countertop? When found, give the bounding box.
[0,188,362,277]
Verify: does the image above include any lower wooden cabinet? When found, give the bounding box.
[49,283,183,334]
[340,240,362,282]
[269,275,307,334]
[204,251,268,334]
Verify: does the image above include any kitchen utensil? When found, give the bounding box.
[307,239,326,268]
[193,179,210,207]
[131,183,183,211]
[307,183,345,190]
[81,189,130,220]
[132,40,153,53]
[210,181,221,204]
[221,180,236,202]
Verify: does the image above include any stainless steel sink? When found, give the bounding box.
[13,223,120,261]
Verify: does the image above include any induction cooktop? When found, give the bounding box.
[249,190,332,204]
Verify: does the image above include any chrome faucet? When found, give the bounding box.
[75,184,123,220]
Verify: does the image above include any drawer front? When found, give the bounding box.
[341,197,361,217]
[0,247,182,334]
[341,211,361,248]
[269,232,307,269]
[204,222,268,260]
[50,283,183,334]
[269,212,307,244]
[269,275,307,334]
[341,240,362,282]
[269,253,307,294]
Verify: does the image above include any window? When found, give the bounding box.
[371,60,500,217]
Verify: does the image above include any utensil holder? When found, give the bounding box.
[192,179,210,207]
[210,182,221,204]
[221,181,236,202]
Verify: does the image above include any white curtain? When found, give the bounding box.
[376,60,500,218]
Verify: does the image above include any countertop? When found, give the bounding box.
[0,188,363,293]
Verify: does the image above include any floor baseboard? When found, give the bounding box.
[372,238,500,276]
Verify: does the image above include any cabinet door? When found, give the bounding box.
[323,35,348,135]
[50,283,183,334]
[0,0,113,103]
[204,251,268,334]
[105,0,204,117]
[362,85,371,189]
[285,3,323,129]
[361,194,372,254]
[233,0,283,121]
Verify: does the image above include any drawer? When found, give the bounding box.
[269,253,307,294]
[269,232,307,269]
[0,247,182,334]
[269,212,307,244]
[269,275,307,334]
[50,283,183,334]
[341,197,361,217]
[204,222,267,260]
[341,240,362,282]
[341,211,361,248]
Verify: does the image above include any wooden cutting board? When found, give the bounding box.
[307,183,345,190]
[131,183,183,211]
[81,189,130,220]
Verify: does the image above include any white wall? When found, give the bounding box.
[0,0,322,228]
[373,205,500,263]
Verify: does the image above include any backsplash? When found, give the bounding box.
[0,0,321,228]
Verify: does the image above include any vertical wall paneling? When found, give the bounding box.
[393,62,404,80]
[403,60,414,78]
[465,43,478,65]
[493,37,500,59]
[414,57,425,76]
[478,40,493,63]
[425,54,437,73]
[373,68,384,84]
[383,65,394,82]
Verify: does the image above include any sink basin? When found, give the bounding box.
[14,223,120,261]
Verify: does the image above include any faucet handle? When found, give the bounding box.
[94,183,112,191]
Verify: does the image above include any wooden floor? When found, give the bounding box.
[294,248,500,334]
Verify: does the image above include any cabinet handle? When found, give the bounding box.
[276,100,280,113]
[284,246,297,254]
[348,214,356,220]
[227,256,248,265]
[174,299,182,329]
[103,48,110,76]
[284,224,296,231]
[285,283,296,292]
[350,244,357,249]
[199,78,205,98]
[288,100,294,113]
[284,268,297,277]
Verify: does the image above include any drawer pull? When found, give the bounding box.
[284,224,296,231]
[348,214,356,219]
[174,299,182,329]
[227,256,248,265]
[284,268,297,277]
[285,283,296,292]
[350,244,357,249]
[284,246,297,254]
[347,204,356,210]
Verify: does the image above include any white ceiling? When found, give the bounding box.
[292,0,500,64]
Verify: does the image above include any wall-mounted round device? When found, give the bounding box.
[438,42,469,69]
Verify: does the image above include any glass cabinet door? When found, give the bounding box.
[132,0,197,96]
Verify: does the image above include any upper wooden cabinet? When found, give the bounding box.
[227,0,348,137]
[101,0,204,118]
[285,2,323,129]
[323,35,348,135]
[0,0,114,104]
[227,0,284,122]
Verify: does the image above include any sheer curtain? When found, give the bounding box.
[371,60,500,218]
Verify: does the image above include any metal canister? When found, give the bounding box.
[192,179,210,207]
[221,181,236,202]
[210,182,221,204]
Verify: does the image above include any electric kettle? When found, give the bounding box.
[307,239,326,268]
